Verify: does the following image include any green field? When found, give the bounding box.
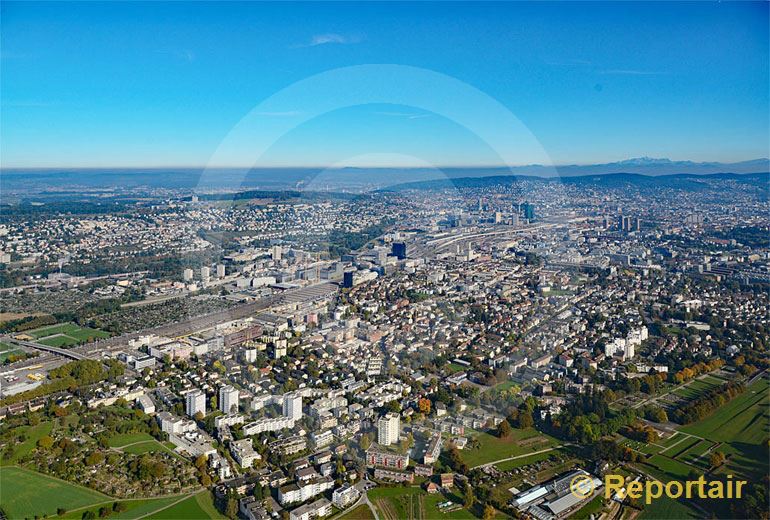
[571,494,605,520]
[0,466,110,518]
[0,342,23,363]
[639,496,700,519]
[338,504,376,520]
[108,432,180,457]
[0,421,53,464]
[679,376,769,478]
[462,428,559,468]
[368,487,485,520]
[26,322,110,347]
[145,491,225,519]
[56,496,183,520]
[672,377,723,400]
[494,449,559,471]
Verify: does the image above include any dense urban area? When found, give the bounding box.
[0,171,768,520]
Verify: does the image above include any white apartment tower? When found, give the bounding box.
[186,389,206,417]
[283,392,302,420]
[219,385,240,414]
[216,264,226,278]
[377,412,400,446]
[183,268,194,282]
[200,266,211,283]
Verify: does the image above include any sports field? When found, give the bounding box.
[25,322,110,347]
[0,466,110,518]
[461,428,560,467]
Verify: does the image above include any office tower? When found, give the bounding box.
[522,202,535,221]
[271,245,283,261]
[391,242,407,260]
[216,264,226,278]
[219,385,239,414]
[377,412,400,446]
[186,389,206,417]
[283,392,302,420]
[343,271,354,288]
[183,268,194,282]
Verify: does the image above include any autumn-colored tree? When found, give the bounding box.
[418,398,431,414]
[482,504,495,520]
[37,435,54,449]
[709,451,726,469]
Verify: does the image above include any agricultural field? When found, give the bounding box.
[672,376,724,400]
[23,322,110,348]
[369,486,476,520]
[0,466,109,518]
[630,375,769,518]
[461,428,560,468]
[337,504,376,520]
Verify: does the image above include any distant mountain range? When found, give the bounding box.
[0,158,767,194]
[380,171,770,192]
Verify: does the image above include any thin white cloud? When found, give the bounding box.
[294,33,362,48]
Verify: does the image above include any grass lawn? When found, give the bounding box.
[678,376,769,479]
[338,504,376,520]
[0,421,53,464]
[494,449,558,471]
[672,377,723,400]
[108,432,156,447]
[0,466,109,518]
[145,491,225,520]
[571,494,605,520]
[461,428,559,467]
[639,496,700,519]
[56,497,182,520]
[493,380,519,392]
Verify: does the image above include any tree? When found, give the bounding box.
[225,497,238,519]
[57,509,68,516]
[497,420,511,438]
[195,454,209,470]
[418,398,431,414]
[517,410,534,429]
[82,512,96,520]
[252,482,264,500]
[37,435,54,449]
[482,504,496,520]
[359,433,372,451]
[709,451,726,469]
[464,483,475,508]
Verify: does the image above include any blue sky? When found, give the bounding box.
[1,1,767,168]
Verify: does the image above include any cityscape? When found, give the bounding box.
[0,2,768,520]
